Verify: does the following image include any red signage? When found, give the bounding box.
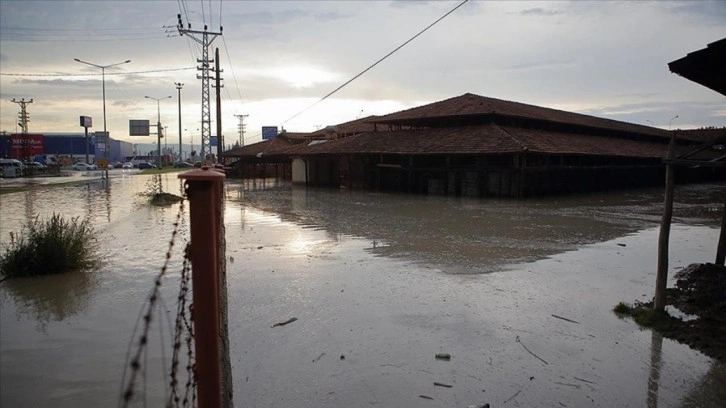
[10,134,44,159]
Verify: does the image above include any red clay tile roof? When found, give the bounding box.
[290,124,672,158]
[373,93,672,140]
[308,115,381,137]
[674,128,726,144]
[224,137,299,158]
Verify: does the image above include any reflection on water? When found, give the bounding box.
[1,271,98,332]
[1,176,725,407]
[648,331,663,408]
[227,181,725,274]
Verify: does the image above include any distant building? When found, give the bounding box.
[0,132,133,164]
[224,93,725,198]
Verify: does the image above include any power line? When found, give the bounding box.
[0,26,162,32]
[221,36,244,103]
[281,0,469,125]
[200,0,206,26]
[0,35,171,43]
[0,67,196,77]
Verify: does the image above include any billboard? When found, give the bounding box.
[210,136,218,147]
[129,120,150,136]
[10,134,44,159]
[261,126,278,140]
[80,116,92,128]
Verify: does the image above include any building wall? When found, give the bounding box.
[292,158,307,184]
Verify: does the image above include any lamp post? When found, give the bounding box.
[646,120,654,127]
[669,115,679,131]
[145,95,171,168]
[74,58,131,161]
[175,82,184,163]
[186,128,199,160]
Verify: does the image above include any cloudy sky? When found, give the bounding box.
[0,0,724,147]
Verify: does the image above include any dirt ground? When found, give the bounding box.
[665,263,726,362]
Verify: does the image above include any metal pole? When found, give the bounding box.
[178,168,226,408]
[102,66,107,160]
[157,100,162,168]
[85,126,89,164]
[73,58,130,162]
[176,82,184,163]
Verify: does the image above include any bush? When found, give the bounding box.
[0,214,100,277]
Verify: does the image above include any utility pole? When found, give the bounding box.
[177,15,222,164]
[175,82,184,163]
[214,47,224,163]
[234,114,249,147]
[12,98,33,161]
[145,95,171,168]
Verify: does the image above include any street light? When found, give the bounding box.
[185,128,199,160]
[175,82,184,163]
[646,120,654,127]
[74,58,131,161]
[145,95,172,167]
[669,115,679,131]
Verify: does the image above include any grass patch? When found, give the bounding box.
[139,167,188,175]
[613,301,682,332]
[0,214,100,277]
[136,175,184,206]
[613,302,633,315]
[0,179,92,195]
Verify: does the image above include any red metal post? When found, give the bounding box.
[179,168,226,408]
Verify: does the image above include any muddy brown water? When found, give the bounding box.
[1,174,725,407]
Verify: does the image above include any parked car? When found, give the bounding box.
[174,161,194,168]
[122,162,134,169]
[23,161,47,169]
[112,161,124,168]
[72,163,97,171]
[137,162,157,170]
[193,161,203,168]
[0,158,24,177]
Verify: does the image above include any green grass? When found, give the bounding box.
[0,179,92,195]
[613,301,682,332]
[139,167,189,175]
[0,214,100,277]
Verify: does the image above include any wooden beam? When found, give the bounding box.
[717,197,726,266]
[663,158,726,168]
[655,133,677,311]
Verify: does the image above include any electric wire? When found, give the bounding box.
[0,67,196,77]
[281,0,469,126]
[200,0,206,26]
[221,35,244,103]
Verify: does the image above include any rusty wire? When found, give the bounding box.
[121,194,186,407]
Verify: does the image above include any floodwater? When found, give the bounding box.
[1,174,725,407]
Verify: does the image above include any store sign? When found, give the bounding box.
[10,134,44,158]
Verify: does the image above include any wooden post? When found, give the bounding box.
[654,133,677,311]
[716,198,726,266]
[179,168,227,408]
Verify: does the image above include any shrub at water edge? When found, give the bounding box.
[0,214,100,277]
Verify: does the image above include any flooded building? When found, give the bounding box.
[224,93,724,198]
[0,132,133,164]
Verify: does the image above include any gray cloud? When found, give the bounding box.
[665,0,726,25]
[505,59,577,71]
[389,0,436,9]
[519,8,561,16]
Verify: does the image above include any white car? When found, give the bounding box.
[72,163,98,171]
[122,162,133,169]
